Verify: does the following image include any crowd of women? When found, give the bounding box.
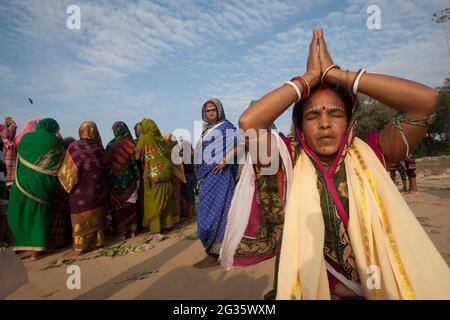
[0,118,196,260]
[1,28,449,300]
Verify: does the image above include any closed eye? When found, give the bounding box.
[329,109,345,117]
[304,111,319,120]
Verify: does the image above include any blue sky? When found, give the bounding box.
[1,0,449,144]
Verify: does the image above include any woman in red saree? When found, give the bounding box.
[0,118,18,193]
[14,118,39,147]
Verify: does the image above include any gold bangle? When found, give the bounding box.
[345,70,351,93]
[321,64,339,87]
[335,74,340,90]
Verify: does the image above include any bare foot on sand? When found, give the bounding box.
[17,251,33,260]
[30,251,44,261]
[193,255,219,269]
[117,234,127,241]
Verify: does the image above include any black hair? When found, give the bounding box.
[292,86,355,131]
[63,137,76,150]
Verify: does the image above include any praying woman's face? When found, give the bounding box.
[302,88,349,163]
[204,102,219,123]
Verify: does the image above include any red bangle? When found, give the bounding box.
[290,76,309,99]
[299,76,310,98]
[290,77,307,98]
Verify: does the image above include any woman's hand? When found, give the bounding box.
[318,29,339,84]
[212,158,227,174]
[303,29,322,88]
[134,148,142,161]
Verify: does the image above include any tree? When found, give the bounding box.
[411,78,449,156]
[432,8,450,56]
[433,77,450,147]
[355,95,394,139]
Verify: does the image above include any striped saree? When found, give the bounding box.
[0,124,17,187]
[106,122,138,237]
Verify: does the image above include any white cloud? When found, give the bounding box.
[0,0,448,140]
[192,0,450,133]
[0,64,18,82]
[0,0,310,78]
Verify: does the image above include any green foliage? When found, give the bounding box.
[355,95,395,139]
[416,77,450,156]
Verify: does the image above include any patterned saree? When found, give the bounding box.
[59,121,107,253]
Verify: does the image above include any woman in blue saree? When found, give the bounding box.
[194,98,237,268]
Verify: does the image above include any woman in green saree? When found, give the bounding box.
[135,119,173,235]
[7,118,64,260]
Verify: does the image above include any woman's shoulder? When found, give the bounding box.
[20,130,58,149]
[220,119,237,130]
[67,139,93,155]
[68,139,83,150]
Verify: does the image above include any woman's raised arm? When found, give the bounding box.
[321,29,438,164]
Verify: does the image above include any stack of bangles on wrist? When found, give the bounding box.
[284,76,310,102]
[284,67,367,101]
[321,65,367,95]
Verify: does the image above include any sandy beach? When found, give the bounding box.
[6,156,450,300]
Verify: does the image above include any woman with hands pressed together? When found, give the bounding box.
[234,29,449,300]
